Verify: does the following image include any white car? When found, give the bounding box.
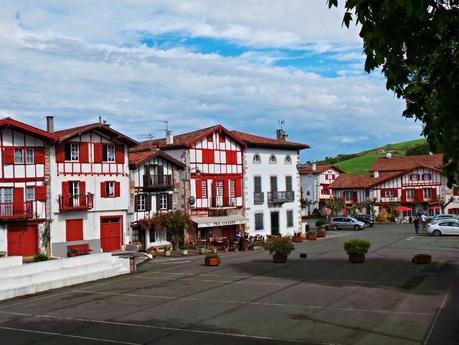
[430,214,459,224]
[427,220,459,236]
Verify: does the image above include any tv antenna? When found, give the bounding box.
[279,119,285,129]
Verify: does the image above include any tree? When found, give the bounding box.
[325,197,345,217]
[355,198,377,218]
[301,198,316,216]
[328,0,459,185]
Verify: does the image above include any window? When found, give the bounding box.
[410,174,419,181]
[103,144,116,162]
[269,155,277,164]
[229,180,235,198]
[0,188,13,202]
[26,148,34,164]
[69,181,80,196]
[255,213,264,230]
[149,228,156,242]
[385,189,394,197]
[26,187,35,201]
[105,181,115,197]
[14,148,23,163]
[423,188,432,199]
[65,143,80,161]
[159,194,169,210]
[286,176,292,192]
[306,191,310,196]
[345,191,353,201]
[406,188,415,200]
[201,180,207,198]
[270,176,278,192]
[422,173,432,180]
[136,194,146,211]
[254,176,262,193]
[287,210,294,227]
[285,156,292,165]
[253,154,261,164]
[322,187,330,195]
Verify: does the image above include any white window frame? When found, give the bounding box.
[406,189,415,200]
[201,180,207,198]
[0,188,13,202]
[25,148,34,164]
[137,194,146,211]
[410,174,419,181]
[253,154,261,164]
[26,187,35,201]
[105,144,116,162]
[229,180,235,198]
[422,173,432,181]
[70,143,80,161]
[14,148,24,163]
[269,155,277,164]
[106,181,115,197]
[423,188,432,199]
[385,189,394,197]
[160,194,168,210]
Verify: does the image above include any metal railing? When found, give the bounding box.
[267,191,295,203]
[210,196,237,208]
[59,193,94,212]
[254,192,264,204]
[0,202,34,218]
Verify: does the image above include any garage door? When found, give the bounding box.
[7,224,38,256]
[100,217,122,252]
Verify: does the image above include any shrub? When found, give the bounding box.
[311,208,321,218]
[307,229,317,234]
[206,253,219,259]
[266,236,295,257]
[344,239,371,255]
[315,219,327,228]
[33,253,49,262]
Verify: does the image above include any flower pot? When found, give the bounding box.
[317,230,326,238]
[306,233,317,240]
[273,253,288,263]
[292,236,303,243]
[348,253,365,263]
[165,250,171,257]
[205,257,220,266]
[181,249,188,256]
[412,254,431,264]
[67,253,77,258]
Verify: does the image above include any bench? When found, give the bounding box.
[67,244,92,256]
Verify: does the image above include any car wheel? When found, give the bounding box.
[333,225,339,230]
[354,225,359,230]
[433,230,441,237]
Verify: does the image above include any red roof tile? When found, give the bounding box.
[231,130,309,150]
[55,122,138,146]
[128,144,185,167]
[298,164,344,175]
[0,117,58,142]
[370,154,443,172]
[330,171,401,189]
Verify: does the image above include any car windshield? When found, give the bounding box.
[348,217,358,222]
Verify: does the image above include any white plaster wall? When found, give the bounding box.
[0,224,7,253]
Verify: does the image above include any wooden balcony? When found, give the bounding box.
[143,174,173,191]
[0,202,34,219]
[268,191,295,204]
[59,193,94,212]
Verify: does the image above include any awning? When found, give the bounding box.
[430,205,441,210]
[394,206,412,211]
[192,215,248,228]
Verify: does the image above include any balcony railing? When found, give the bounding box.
[0,202,34,219]
[210,196,237,208]
[59,193,94,212]
[254,192,264,205]
[268,191,295,203]
[143,174,173,191]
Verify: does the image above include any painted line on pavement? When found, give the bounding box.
[423,291,450,345]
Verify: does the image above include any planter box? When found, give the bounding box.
[273,253,287,263]
[348,253,365,263]
[205,257,220,266]
[292,236,304,243]
[412,254,431,264]
[181,250,188,255]
[317,230,326,238]
[306,233,317,240]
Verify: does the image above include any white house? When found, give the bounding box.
[128,144,185,249]
[232,128,309,237]
[48,118,138,257]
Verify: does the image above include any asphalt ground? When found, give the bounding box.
[0,224,458,345]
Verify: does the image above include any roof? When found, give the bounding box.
[298,164,344,175]
[231,130,309,150]
[140,124,247,150]
[0,117,58,142]
[370,154,443,172]
[55,122,138,146]
[330,171,401,189]
[128,145,185,168]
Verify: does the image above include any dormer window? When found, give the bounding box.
[269,155,277,164]
[253,154,261,164]
[103,144,116,162]
[285,156,292,165]
[410,174,419,181]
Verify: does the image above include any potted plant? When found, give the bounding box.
[181,244,188,256]
[205,253,220,266]
[266,236,295,263]
[164,245,172,257]
[33,253,49,262]
[292,232,304,242]
[306,230,317,240]
[344,239,371,263]
[315,219,327,237]
[67,248,79,257]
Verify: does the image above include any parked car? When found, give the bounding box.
[329,216,366,230]
[427,220,459,236]
[430,214,459,224]
[354,215,374,227]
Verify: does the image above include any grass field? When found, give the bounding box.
[336,138,426,174]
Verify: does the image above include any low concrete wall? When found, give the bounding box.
[0,253,130,301]
[0,256,23,269]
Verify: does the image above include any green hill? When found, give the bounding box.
[334,139,427,174]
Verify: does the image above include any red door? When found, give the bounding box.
[7,224,38,256]
[100,217,122,252]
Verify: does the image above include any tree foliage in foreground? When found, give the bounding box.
[328,0,459,185]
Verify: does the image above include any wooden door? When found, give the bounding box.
[100,216,122,252]
[7,224,38,256]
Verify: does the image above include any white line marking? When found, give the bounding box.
[423,291,450,345]
[406,236,415,241]
[0,326,140,344]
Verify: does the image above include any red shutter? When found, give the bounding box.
[381,189,386,198]
[35,147,45,164]
[196,179,202,198]
[93,143,103,163]
[115,182,120,197]
[35,186,46,201]
[3,147,14,164]
[115,144,125,164]
[66,219,83,242]
[202,149,214,164]
[431,188,437,201]
[227,151,237,164]
[100,182,106,198]
[342,191,346,201]
[79,181,86,206]
[62,181,69,208]
[56,144,65,163]
[235,178,242,197]
[401,189,406,202]
[80,143,89,163]
[416,189,423,201]
[223,180,229,203]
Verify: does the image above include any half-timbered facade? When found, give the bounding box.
[0,118,57,256]
[144,125,247,242]
[49,119,137,257]
[232,129,308,236]
[128,145,185,249]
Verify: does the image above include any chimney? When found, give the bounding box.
[276,128,288,141]
[312,163,317,171]
[46,116,54,133]
[374,170,379,178]
[166,129,174,145]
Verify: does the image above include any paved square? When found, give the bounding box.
[0,224,458,345]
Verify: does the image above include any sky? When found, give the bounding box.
[0,0,423,162]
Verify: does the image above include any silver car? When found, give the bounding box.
[430,214,459,224]
[329,216,366,230]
